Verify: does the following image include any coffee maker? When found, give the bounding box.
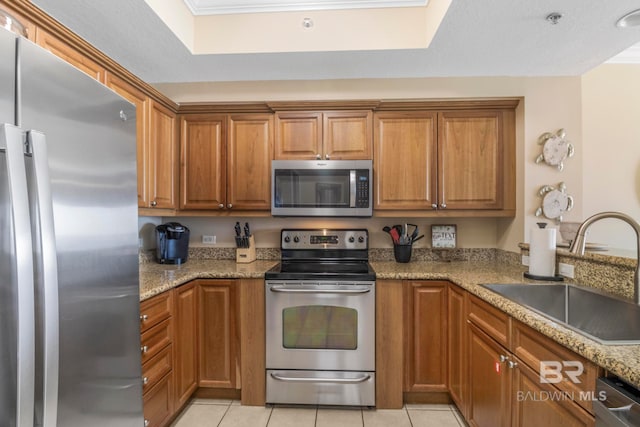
[155,222,190,264]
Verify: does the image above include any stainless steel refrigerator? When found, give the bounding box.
[0,26,143,427]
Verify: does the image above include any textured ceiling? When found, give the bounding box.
[31,0,640,84]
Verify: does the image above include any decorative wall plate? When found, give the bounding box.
[535,128,574,171]
[535,182,573,222]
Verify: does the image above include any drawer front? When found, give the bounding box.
[467,294,510,348]
[143,372,173,427]
[141,318,172,364]
[143,344,173,395]
[512,320,600,414]
[140,291,173,333]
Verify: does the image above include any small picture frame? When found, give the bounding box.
[431,224,457,248]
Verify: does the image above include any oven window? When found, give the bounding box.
[274,169,351,208]
[282,305,357,350]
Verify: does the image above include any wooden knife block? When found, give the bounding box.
[236,235,256,263]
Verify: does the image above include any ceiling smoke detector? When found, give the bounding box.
[617,9,640,28]
[302,17,314,29]
[546,12,563,25]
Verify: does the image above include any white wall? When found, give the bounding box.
[151,76,585,252]
[581,64,640,252]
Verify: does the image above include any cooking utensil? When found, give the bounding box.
[234,222,243,247]
[243,222,251,248]
[412,234,425,243]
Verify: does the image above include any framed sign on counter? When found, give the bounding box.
[431,224,457,248]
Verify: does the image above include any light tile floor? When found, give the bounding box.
[171,399,468,427]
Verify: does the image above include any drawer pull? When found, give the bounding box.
[144,419,149,427]
[143,376,148,385]
[140,314,148,321]
[141,345,148,354]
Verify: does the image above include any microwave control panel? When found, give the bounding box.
[355,170,370,208]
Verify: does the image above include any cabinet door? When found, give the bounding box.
[468,323,511,427]
[198,280,238,388]
[374,112,438,210]
[274,111,322,159]
[35,28,105,83]
[105,73,149,208]
[403,281,448,392]
[227,114,273,210]
[512,359,594,427]
[143,372,173,427]
[173,283,198,409]
[323,110,372,159]
[438,111,503,210]
[448,283,467,415]
[179,114,226,210]
[147,100,178,209]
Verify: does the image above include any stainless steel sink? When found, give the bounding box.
[480,283,640,345]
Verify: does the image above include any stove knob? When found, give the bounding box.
[349,236,355,243]
[358,236,365,243]
[293,236,300,243]
[284,236,291,243]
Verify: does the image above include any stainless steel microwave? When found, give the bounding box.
[271,160,373,217]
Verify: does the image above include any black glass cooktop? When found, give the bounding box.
[265,261,376,282]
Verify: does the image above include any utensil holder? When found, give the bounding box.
[236,235,256,263]
[393,243,412,263]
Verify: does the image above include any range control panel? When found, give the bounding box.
[281,229,368,250]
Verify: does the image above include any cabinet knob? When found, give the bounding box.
[431,203,438,209]
[440,203,447,209]
[499,354,508,363]
[140,314,148,322]
[325,154,330,160]
[227,203,233,208]
[143,376,148,385]
[316,154,321,160]
[144,420,149,427]
[508,360,518,369]
[141,345,148,354]
[150,200,157,207]
[218,204,224,209]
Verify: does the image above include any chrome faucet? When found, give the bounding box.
[569,211,640,304]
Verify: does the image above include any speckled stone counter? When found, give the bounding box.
[139,255,640,391]
[372,259,640,390]
[139,259,277,301]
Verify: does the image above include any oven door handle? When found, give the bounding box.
[270,373,371,384]
[268,285,371,294]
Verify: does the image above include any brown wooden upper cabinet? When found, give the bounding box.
[180,113,273,211]
[147,100,178,209]
[274,110,372,160]
[374,107,515,214]
[105,73,149,208]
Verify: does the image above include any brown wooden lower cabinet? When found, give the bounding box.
[403,280,448,392]
[197,279,239,389]
[143,372,174,427]
[174,282,198,409]
[447,283,467,415]
[467,322,512,427]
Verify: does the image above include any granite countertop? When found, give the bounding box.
[139,257,640,390]
[139,259,278,301]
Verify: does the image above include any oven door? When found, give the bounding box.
[265,280,375,371]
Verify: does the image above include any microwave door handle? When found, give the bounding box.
[349,170,356,207]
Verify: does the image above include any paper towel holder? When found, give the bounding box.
[524,222,565,281]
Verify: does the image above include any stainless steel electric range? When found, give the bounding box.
[264,229,376,406]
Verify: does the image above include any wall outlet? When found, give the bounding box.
[558,262,575,279]
[521,255,530,266]
[202,235,216,244]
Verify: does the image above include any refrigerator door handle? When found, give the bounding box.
[0,123,36,427]
[28,130,59,427]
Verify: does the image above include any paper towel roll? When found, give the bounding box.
[529,225,556,277]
